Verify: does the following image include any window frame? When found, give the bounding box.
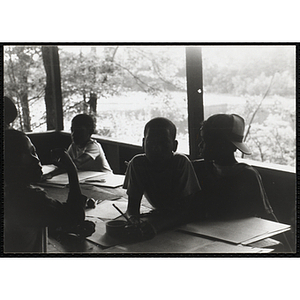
[46,45,205,158]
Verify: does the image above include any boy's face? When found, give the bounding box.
[199,129,235,162]
[199,137,219,161]
[71,125,91,147]
[143,128,177,164]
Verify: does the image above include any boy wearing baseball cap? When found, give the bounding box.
[193,114,274,220]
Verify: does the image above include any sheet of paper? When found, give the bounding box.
[42,164,57,175]
[81,186,122,201]
[241,228,290,245]
[85,198,152,220]
[43,168,125,188]
[85,216,128,248]
[102,230,216,253]
[248,238,281,249]
[83,174,125,188]
[186,241,274,253]
[85,218,107,245]
[37,184,123,204]
[178,217,291,245]
[44,170,103,185]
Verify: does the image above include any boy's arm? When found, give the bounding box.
[41,167,66,180]
[72,152,93,169]
[42,152,93,180]
[51,149,85,208]
[123,156,145,223]
[126,195,142,223]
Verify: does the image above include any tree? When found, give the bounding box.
[202,46,295,97]
[4,46,45,131]
[247,115,295,166]
[4,45,295,167]
[42,46,63,130]
[58,46,186,130]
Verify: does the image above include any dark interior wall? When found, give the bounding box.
[257,166,296,250]
[92,136,143,174]
[256,166,296,225]
[27,131,71,165]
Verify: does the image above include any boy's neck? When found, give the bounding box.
[213,155,237,166]
[147,153,174,168]
[76,139,91,148]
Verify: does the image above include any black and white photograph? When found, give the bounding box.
[1,3,299,299]
[3,44,297,255]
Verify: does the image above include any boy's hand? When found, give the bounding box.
[40,173,53,181]
[51,149,76,171]
[77,220,96,237]
[125,220,156,241]
[129,215,140,225]
[125,212,140,225]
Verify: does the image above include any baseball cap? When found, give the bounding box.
[230,114,251,155]
[204,114,252,155]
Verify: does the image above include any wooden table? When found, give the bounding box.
[41,182,285,254]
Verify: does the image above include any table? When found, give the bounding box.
[40,178,287,254]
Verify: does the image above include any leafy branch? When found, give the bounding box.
[244,74,276,142]
[242,74,276,158]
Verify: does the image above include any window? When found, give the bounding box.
[59,46,189,153]
[4,44,296,167]
[4,46,46,132]
[202,46,296,168]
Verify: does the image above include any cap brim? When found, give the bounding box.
[232,141,252,155]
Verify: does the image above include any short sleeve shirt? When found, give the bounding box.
[123,153,201,210]
[192,159,273,219]
[67,139,112,172]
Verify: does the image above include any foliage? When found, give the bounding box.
[3,45,296,167]
[202,47,295,97]
[90,91,188,148]
[4,46,45,131]
[228,95,295,167]
[59,46,186,131]
[247,115,295,166]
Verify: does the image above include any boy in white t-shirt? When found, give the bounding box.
[67,114,112,172]
[43,114,111,180]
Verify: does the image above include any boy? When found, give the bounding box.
[4,129,92,253]
[193,114,274,220]
[123,117,201,231]
[43,114,111,179]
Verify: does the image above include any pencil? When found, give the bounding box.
[112,204,132,224]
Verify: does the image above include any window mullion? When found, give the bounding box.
[186,46,204,160]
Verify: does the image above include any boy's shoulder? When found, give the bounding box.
[85,138,99,147]
[236,163,262,181]
[191,158,208,170]
[173,152,190,160]
[191,159,259,177]
[129,153,191,172]
[130,153,147,165]
[71,139,99,150]
[172,152,193,166]
[131,153,189,163]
